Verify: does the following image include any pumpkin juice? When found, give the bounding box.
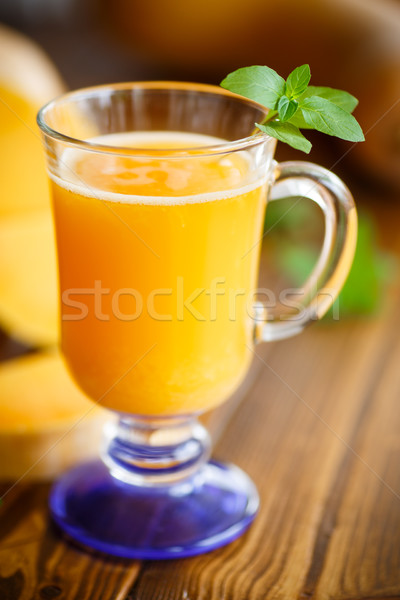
[50,132,268,415]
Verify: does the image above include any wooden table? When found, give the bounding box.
[1,198,400,600]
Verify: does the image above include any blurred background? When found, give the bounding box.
[1,0,400,183]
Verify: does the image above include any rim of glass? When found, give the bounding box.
[37,81,272,157]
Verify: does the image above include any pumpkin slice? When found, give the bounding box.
[0,351,110,480]
[0,23,65,217]
[0,210,58,346]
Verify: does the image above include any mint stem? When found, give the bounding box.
[251,112,278,136]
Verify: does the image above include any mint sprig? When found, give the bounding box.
[220,64,365,153]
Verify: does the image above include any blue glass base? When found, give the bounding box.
[49,458,259,559]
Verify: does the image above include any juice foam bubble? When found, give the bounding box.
[50,131,268,206]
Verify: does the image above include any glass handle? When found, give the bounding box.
[255,160,358,343]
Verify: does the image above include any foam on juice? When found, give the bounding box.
[50,131,268,205]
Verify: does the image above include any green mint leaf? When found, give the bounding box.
[277,96,298,122]
[220,64,364,151]
[300,96,365,142]
[300,86,358,113]
[290,87,359,129]
[285,64,311,98]
[288,111,313,129]
[257,121,312,153]
[220,66,285,110]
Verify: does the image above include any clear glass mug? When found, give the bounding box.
[38,82,357,559]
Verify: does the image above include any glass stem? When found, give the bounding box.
[101,415,211,486]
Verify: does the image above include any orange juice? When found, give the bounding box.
[50,132,268,415]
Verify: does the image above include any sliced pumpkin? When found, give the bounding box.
[0,23,65,217]
[0,24,64,346]
[0,351,110,480]
[0,210,58,346]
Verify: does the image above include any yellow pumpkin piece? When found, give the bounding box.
[0,210,58,346]
[0,23,64,217]
[0,351,110,480]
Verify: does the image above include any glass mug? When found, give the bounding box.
[38,82,357,559]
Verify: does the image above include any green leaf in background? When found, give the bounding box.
[264,196,320,233]
[285,64,311,98]
[271,211,397,318]
[257,121,312,153]
[299,96,365,141]
[332,216,396,317]
[220,65,285,110]
[277,96,299,122]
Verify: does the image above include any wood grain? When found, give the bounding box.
[128,308,400,599]
[312,316,400,600]
[0,483,140,600]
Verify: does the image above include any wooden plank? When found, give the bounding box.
[127,308,396,599]
[0,482,140,600]
[312,309,400,600]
